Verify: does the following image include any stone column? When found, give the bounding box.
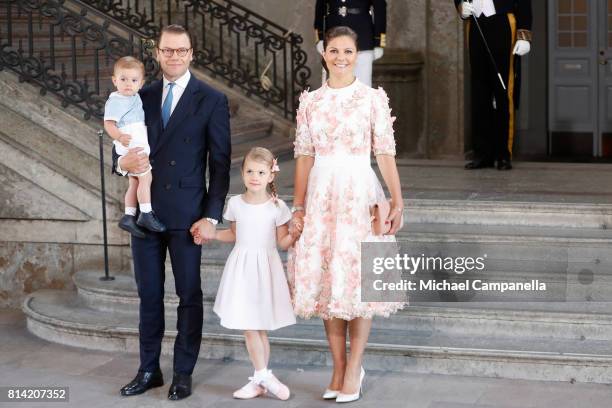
[388,0,465,159]
[373,50,424,157]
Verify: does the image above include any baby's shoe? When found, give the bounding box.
[256,370,290,401]
[137,211,167,233]
[118,215,146,239]
[233,377,265,399]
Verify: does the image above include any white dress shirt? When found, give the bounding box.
[473,0,496,17]
[162,70,191,117]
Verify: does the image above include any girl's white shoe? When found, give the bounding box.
[256,370,290,400]
[336,367,365,403]
[322,388,340,399]
[233,377,266,399]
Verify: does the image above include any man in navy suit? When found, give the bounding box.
[113,25,231,400]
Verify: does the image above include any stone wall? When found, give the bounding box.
[0,242,130,308]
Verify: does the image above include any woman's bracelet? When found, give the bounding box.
[291,205,305,214]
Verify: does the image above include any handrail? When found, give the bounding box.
[77,0,159,38]
[0,0,160,120]
[74,0,312,119]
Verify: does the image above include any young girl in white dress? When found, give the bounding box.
[195,147,299,400]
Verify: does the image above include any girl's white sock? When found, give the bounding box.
[254,368,269,380]
[139,203,152,213]
[125,207,137,216]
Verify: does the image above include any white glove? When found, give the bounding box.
[316,40,324,55]
[461,2,475,19]
[374,47,384,60]
[513,40,531,56]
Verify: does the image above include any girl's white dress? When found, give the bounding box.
[213,195,297,330]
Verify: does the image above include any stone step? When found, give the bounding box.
[23,289,612,383]
[0,106,125,204]
[73,271,612,342]
[102,220,612,304]
[231,118,273,145]
[400,199,612,229]
[0,134,120,220]
[230,133,294,167]
[0,70,105,161]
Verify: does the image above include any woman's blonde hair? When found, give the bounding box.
[241,147,279,204]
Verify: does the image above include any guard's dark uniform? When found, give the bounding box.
[455,0,532,168]
[315,0,387,51]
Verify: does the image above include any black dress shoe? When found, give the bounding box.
[118,215,147,239]
[137,211,167,233]
[168,373,192,401]
[497,159,513,170]
[464,160,495,170]
[120,369,164,396]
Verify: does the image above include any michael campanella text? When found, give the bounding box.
[373,279,547,293]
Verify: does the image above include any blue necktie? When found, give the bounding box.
[162,82,175,128]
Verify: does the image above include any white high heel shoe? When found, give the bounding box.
[335,367,365,403]
[322,388,340,399]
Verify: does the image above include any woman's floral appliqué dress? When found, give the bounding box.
[288,79,407,320]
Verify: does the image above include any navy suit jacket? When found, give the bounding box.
[112,72,231,230]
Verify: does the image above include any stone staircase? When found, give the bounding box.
[0,58,293,308]
[22,196,612,384]
[0,66,292,238]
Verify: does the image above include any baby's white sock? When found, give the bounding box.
[139,203,152,213]
[125,207,137,216]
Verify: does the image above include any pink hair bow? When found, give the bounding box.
[272,158,280,173]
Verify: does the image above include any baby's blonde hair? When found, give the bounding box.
[113,56,145,76]
[241,147,279,204]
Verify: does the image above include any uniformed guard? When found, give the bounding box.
[315,0,387,87]
[455,0,532,171]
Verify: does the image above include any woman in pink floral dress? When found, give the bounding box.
[288,26,405,403]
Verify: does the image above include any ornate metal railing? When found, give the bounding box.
[0,0,159,119]
[76,0,311,119]
[79,0,158,38]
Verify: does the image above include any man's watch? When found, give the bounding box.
[291,205,305,214]
[205,217,218,225]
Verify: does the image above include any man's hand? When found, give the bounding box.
[119,147,149,174]
[374,47,384,60]
[118,133,132,147]
[190,218,216,245]
[513,40,531,56]
[461,2,475,19]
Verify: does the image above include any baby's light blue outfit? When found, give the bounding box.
[104,92,150,157]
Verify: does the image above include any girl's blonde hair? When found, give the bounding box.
[241,147,279,204]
